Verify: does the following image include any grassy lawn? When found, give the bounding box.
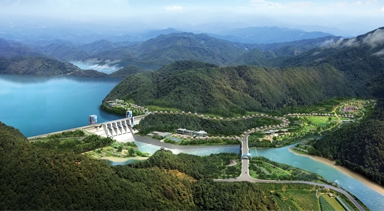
[303,116,337,127]
[320,194,345,211]
[261,161,291,177]
[258,184,321,211]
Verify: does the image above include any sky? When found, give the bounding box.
[0,0,383,35]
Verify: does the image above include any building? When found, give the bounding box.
[193,130,207,137]
[177,128,207,137]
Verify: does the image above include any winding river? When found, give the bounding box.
[0,74,383,210]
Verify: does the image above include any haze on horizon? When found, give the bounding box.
[0,0,383,39]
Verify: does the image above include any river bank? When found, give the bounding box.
[289,148,384,195]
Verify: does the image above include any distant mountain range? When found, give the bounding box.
[104,27,384,113]
[0,26,340,69]
[1,26,382,84]
[210,27,333,44]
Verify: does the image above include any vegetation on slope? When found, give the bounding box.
[108,65,146,78]
[105,60,353,115]
[0,121,279,210]
[0,56,108,77]
[311,99,384,184]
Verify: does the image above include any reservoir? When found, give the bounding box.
[0,74,383,210]
[0,74,122,137]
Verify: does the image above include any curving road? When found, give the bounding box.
[214,134,365,211]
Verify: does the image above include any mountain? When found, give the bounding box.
[313,99,384,185]
[103,27,384,114]
[130,33,249,66]
[104,60,353,115]
[0,38,46,58]
[41,43,89,61]
[210,27,334,44]
[233,36,341,66]
[0,121,278,210]
[109,65,147,78]
[140,28,183,40]
[76,40,136,55]
[278,27,384,96]
[0,56,108,77]
[81,33,249,68]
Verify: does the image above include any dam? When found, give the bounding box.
[28,115,147,142]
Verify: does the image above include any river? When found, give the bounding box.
[0,74,383,210]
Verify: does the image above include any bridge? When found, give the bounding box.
[214,134,366,211]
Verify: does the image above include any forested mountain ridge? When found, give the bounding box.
[1,30,341,69]
[311,70,384,185]
[0,38,47,58]
[312,100,384,185]
[108,65,146,78]
[104,60,353,114]
[277,27,384,96]
[0,56,108,77]
[210,26,334,44]
[128,32,249,66]
[0,121,277,210]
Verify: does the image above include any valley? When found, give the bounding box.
[1,23,384,210]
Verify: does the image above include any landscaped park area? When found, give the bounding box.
[29,130,149,161]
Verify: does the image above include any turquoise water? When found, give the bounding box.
[0,74,122,137]
[252,146,384,210]
[0,74,383,210]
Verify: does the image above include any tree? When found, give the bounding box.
[128,148,135,156]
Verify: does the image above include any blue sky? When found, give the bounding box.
[0,0,383,35]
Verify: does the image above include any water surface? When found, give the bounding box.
[0,74,121,137]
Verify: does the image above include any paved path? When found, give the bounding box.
[214,134,365,211]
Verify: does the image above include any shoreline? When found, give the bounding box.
[289,148,384,195]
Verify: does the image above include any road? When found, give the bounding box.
[214,134,365,211]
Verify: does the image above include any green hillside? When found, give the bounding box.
[0,121,278,210]
[104,60,353,115]
[310,71,384,185]
[109,65,146,78]
[131,33,248,66]
[0,56,108,77]
[312,100,384,184]
[42,43,89,61]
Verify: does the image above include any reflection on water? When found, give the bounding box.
[0,74,121,84]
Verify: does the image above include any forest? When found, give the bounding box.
[311,100,384,184]
[104,60,358,116]
[0,121,281,210]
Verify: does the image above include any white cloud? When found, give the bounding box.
[250,0,282,8]
[381,7,384,12]
[166,5,183,11]
[354,1,362,5]
[363,28,384,47]
[373,49,384,56]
